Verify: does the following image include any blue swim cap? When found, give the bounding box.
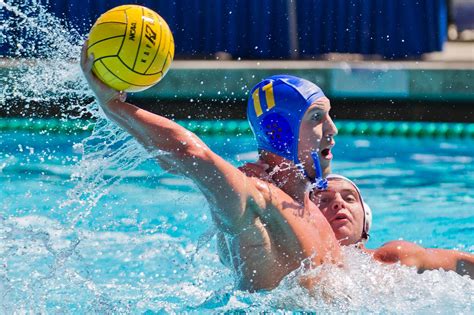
[247,75,327,188]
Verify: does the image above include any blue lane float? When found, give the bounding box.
[1,118,474,138]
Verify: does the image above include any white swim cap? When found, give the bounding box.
[326,174,372,241]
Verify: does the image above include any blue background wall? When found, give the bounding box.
[2,0,447,59]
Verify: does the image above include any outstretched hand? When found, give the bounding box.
[80,40,127,106]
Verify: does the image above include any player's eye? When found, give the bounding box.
[345,194,357,203]
[316,193,331,204]
[311,112,321,121]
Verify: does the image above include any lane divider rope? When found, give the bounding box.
[0,118,473,138]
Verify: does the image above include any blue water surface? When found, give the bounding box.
[1,129,473,313]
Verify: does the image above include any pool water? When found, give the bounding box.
[1,127,473,313]
[1,0,473,312]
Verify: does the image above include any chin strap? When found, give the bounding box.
[294,151,328,191]
[310,151,328,190]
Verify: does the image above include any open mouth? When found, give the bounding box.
[334,213,348,220]
[320,148,333,160]
[331,213,350,224]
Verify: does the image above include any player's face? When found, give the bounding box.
[313,179,365,245]
[298,97,337,178]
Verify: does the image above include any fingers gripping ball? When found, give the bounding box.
[87,5,174,92]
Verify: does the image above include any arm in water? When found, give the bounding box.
[80,41,262,234]
[372,240,474,278]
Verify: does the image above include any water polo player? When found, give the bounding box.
[315,175,474,278]
[315,174,372,246]
[81,41,342,291]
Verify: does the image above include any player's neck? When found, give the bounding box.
[260,152,309,203]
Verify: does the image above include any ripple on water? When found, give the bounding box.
[1,0,473,313]
[2,215,473,313]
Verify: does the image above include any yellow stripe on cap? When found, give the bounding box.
[262,82,275,110]
[252,89,263,117]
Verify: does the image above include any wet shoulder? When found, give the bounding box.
[374,240,424,264]
[249,176,303,214]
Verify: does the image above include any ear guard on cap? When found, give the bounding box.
[247,75,327,186]
[362,201,372,240]
[310,151,328,190]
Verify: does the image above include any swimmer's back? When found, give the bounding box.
[216,175,341,291]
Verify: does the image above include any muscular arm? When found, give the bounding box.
[80,42,263,233]
[373,241,474,278]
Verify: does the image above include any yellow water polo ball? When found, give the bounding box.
[87,5,174,92]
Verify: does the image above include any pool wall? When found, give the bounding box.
[1,59,473,122]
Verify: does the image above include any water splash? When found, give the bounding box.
[203,247,474,313]
[0,1,165,312]
[0,215,138,313]
[0,0,90,117]
[1,1,473,313]
[2,211,473,313]
[1,0,153,225]
[61,119,149,227]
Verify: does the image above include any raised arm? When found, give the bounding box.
[373,240,474,278]
[80,41,263,233]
